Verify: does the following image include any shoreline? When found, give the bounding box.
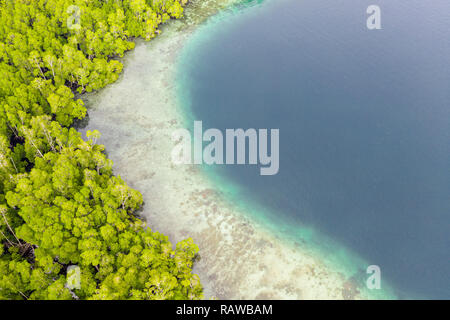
[81,0,392,299]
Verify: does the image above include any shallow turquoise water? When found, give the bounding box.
[177,0,450,299]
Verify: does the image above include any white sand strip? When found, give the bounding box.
[80,0,371,299]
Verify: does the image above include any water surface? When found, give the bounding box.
[178,0,450,299]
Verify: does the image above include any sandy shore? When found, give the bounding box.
[80,0,371,299]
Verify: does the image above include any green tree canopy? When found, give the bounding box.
[0,0,202,300]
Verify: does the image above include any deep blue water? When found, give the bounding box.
[179,0,450,299]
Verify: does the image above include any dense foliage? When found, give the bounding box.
[0,0,202,299]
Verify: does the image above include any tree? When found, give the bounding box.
[0,0,201,301]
